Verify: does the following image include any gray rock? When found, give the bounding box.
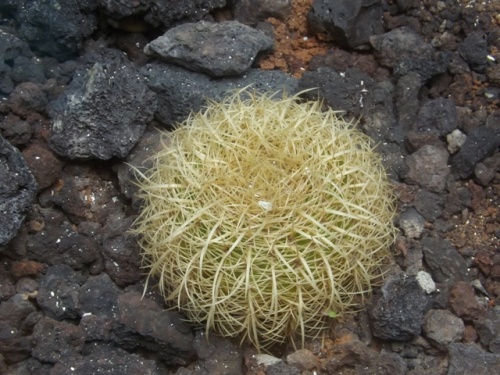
[394,50,452,83]
[447,129,467,154]
[420,236,468,283]
[49,344,163,375]
[324,337,407,373]
[414,189,443,222]
[26,222,99,269]
[234,0,291,25]
[113,292,196,365]
[49,50,156,160]
[413,98,458,137]
[448,343,500,375]
[405,144,450,193]
[299,67,374,116]
[458,31,488,73]
[422,309,464,350]
[308,0,384,49]
[38,164,123,225]
[473,306,500,353]
[101,217,142,287]
[0,30,32,94]
[36,264,86,320]
[398,207,425,239]
[145,21,273,77]
[176,331,243,374]
[370,273,430,341]
[96,0,225,29]
[2,0,97,61]
[266,361,302,375]
[395,72,421,130]
[370,27,434,68]
[0,293,37,363]
[7,81,49,118]
[79,273,120,317]
[0,114,32,147]
[474,153,500,186]
[140,62,298,126]
[31,317,85,363]
[451,126,500,179]
[11,55,46,84]
[117,128,165,202]
[0,136,37,248]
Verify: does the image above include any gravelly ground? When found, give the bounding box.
[0,0,499,374]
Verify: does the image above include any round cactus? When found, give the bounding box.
[133,90,396,350]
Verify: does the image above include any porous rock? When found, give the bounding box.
[36,264,86,321]
[144,21,273,77]
[422,309,464,350]
[411,98,458,139]
[458,31,488,73]
[140,63,298,126]
[308,0,384,49]
[101,217,142,287]
[26,222,99,269]
[420,236,468,283]
[448,343,500,375]
[0,293,37,363]
[49,50,156,160]
[233,0,291,25]
[31,316,85,363]
[397,207,425,239]
[113,292,196,365]
[176,331,243,374]
[0,0,97,61]
[405,144,450,193]
[50,344,163,375]
[370,273,429,340]
[451,126,500,179]
[473,306,500,353]
[0,136,37,248]
[299,67,374,117]
[324,337,407,373]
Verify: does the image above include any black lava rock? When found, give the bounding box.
[370,273,430,341]
[0,136,37,248]
[48,49,156,160]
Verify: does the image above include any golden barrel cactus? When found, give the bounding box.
[133,90,396,350]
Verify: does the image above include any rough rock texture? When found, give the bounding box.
[451,125,500,179]
[97,0,227,29]
[448,343,500,375]
[233,0,292,25]
[140,63,298,125]
[0,136,37,247]
[50,344,163,375]
[145,21,274,77]
[420,236,469,283]
[370,26,450,82]
[0,0,98,61]
[31,317,85,363]
[405,144,450,193]
[113,292,196,365]
[370,273,430,340]
[308,0,384,49]
[422,309,464,350]
[1,0,500,373]
[49,50,156,160]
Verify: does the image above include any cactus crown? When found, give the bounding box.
[133,90,396,351]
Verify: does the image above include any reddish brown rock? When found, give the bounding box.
[11,259,45,279]
[448,281,485,321]
[463,325,479,343]
[22,143,63,191]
